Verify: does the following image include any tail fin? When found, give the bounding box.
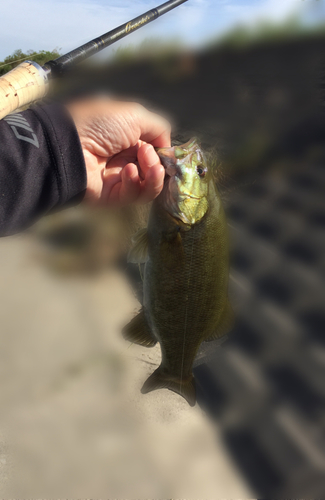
[141,366,196,407]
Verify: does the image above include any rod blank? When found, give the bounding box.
[44,0,189,75]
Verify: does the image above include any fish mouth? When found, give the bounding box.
[179,192,200,200]
[156,149,179,177]
[163,177,200,201]
[157,147,201,202]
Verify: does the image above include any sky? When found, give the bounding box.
[0,0,322,61]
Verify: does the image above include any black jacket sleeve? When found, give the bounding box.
[0,104,87,236]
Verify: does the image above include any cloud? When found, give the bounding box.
[0,0,309,61]
[0,0,211,59]
[0,0,156,59]
[224,0,301,23]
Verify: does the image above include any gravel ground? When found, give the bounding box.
[0,233,251,497]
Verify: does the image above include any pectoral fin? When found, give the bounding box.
[122,309,156,347]
[127,228,149,264]
[205,300,235,342]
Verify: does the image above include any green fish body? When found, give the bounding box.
[124,139,233,406]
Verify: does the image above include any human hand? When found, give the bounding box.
[67,99,171,205]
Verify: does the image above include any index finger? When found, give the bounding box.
[135,106,171,148]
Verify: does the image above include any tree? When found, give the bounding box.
[0,49,61,76]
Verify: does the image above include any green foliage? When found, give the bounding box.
[0,48,61,76]
[211,16,325,50]
[111,37,183,65]
[112,45,136,64]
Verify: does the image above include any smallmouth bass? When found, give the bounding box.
[123,138,233,406]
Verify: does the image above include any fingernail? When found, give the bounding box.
[145,145,159,167]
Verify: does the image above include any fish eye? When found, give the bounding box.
[196,165,206,177]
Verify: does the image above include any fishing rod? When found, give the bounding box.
[0,0,189,120]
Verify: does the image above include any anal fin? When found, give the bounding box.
[205,300,235,342]
[122,309,156,348]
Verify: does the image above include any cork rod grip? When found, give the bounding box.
[0,61,48,120]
